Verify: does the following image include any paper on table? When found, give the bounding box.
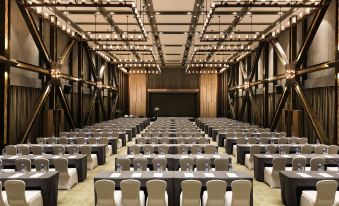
[52,156,61,159]
[132,173,142,178]
[68,156,76,159]
[297,173,312,178]
[196,155,204,159]
[184,173,194,178]
[265,155,273,158]
[8,173,24,178]
[213,155,221,159]
[30,173,44,178]
[325,155,333,158]
[158,155,165,158]
[227,173,238,178]
[282,155,290,158]
[127,155,134,158]
[34,156,43,159]
[296,155,306,158]
[110,173,121,178]
[9,156,19,159]
[154,173,163,178]
[181,155,188,158]
[318,173,333,178]
[144,155,151,158]
[204,173,215,178]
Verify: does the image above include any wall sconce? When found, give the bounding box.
[51,68,61,79]
[286,68,295,79]
[244,81,250,89]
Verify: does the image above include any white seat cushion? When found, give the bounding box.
[334,192,339,206]
[117,139,122,149]
[300,191,317,206]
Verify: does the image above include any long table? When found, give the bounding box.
[21,144,106,165]
[94,171,253,206]
[0,154,87,182]
[0,171,59,206]
[134,137,210,144]
[127,144,218,155]
[253,154,339,182]
[115,154,231,170]
[280,171,339,206]
[236,144,317,165]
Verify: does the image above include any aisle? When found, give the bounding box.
[58,138,284,206]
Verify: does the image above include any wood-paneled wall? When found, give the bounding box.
[129,74,147,116]
[200,74,217,117]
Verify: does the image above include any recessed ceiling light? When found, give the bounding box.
[187,12,192,15]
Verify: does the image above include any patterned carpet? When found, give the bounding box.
[58,139,285,206]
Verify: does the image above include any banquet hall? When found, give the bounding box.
[0,0,338,205]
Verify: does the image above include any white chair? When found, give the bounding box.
[99,138,112,158]
[15,158,31,172]
[152,158,167,171]
[202,180,227,206]
[232,138,246,157]
[314,145,328,154]
[54,158,78,190]
[31,146,43,155]
[0,181,8,206]
[146,180,168,206]
[204,145,216,154]
[180,180,202,206]
[264,157,286,188]
[116,158,131,171]
[277,137,288,144]
[120,180,145,206]
[4,180,43,206]
[80,145,98,170]
[328,145,339,154]
[300,180,337,206]
[95,180,122,206]
[213,158,229,171]
[195,158,211,171]
[33,158,51,172]
[17,146,29,155]
[308,157,325,171]
[179,158,194,171]
[133,158,148,171]
[286,157,307,172]
[244,145,261,170]
[5,145,16,155]
[225,180,252,206]
[301,145,313,154]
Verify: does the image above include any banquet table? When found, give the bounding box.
[0,154,87,182]
[280,171,339,206]
[115,154,231,170]
[127,144,218,155]
[253,154,339,181]
[0,171,59,206]
[134,137,210,144]
[21,144,106,165]
[94,171,252,206]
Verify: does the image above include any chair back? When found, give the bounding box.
[149,137,159,144]
[31,145,43,155]
[266,145,277,154]
[15,158,31,172]
[67,145,79,155]
[272,157,286,172]
[88,137,97,144]
[146,180,167,206]
[133,158,148,171]
[99,137,109,145]
[191,145,203,154]
[53,145,65,155]
[249,145,261,160]
[198,138,208,144]
[206,180,227,206]
[5,145,16,155]
[152,158,167,171]
[278,137,288,144]
[279,145,290,154]
[17,145,29,155]
[95,180,116,206]
[121,180,142,206]
[214,158,229,171]
[204,145,216,154]
[248,137,257,144]
[160,138,169,144]
[58,137,68,144]
[259,137,268,144]
[144,145,154,154]
[53,158,69,173]
[297,138,308,144]
[116,158,131,171]
[177,145,189,154]
[34,158,49,172]
[310,157,325,171]
[328,145,339,154]
[129,145,141,154]
[301,145,313,154]
[4,180,27,205]
[315,180,338,205]
[36,138,46,144]
[137,138,146,144]
[179,158,194,171]
[177,138,185,144]
[158,145,169,154]
[292,157,307,171]
[236,138,246,144]
[277,132,287,137]
[288,137,299,144]
[181,180,202,206]
[77,137,86,144]
[196,158,211,171]
[230,180,252,206]
[315,145,328,154]
[77,132,86,137]
[59,132,68,137]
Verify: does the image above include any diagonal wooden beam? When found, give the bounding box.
[19,81,52,143]
[227,93,236,119]
[83,42,98,79]
[56,85,75,129]
[84,88,98,126]
[239,61,247,79]
[97,92,107,121]
[293,81,327,144]
[294,0,331,69]
[98,62,107,79]
[248,41,265,81]
[270,86,289,131]
[57,39,75,66]
[16,0,51,68]
[248,88,262,124]
[270,40,289,67]
[238,93,249,121]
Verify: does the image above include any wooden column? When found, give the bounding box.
[263,42,270,128]
[77,42,83,128]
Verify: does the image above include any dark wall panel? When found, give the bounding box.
[149,93,197,117]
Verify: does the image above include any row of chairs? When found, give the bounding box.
[129,145,217,155]
[116,157,230,171]
[5,145,98,170]
[95,179,252,206]
[60,132,119,138]
[244,144,339,170]
[136,137,209,145]
[3,158,78,190]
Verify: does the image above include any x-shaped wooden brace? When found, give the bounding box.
[226,64,236,119]
[83,42,119,126]
[269,0,331,144]
[237,41,265,124]
[17,0,76,143]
